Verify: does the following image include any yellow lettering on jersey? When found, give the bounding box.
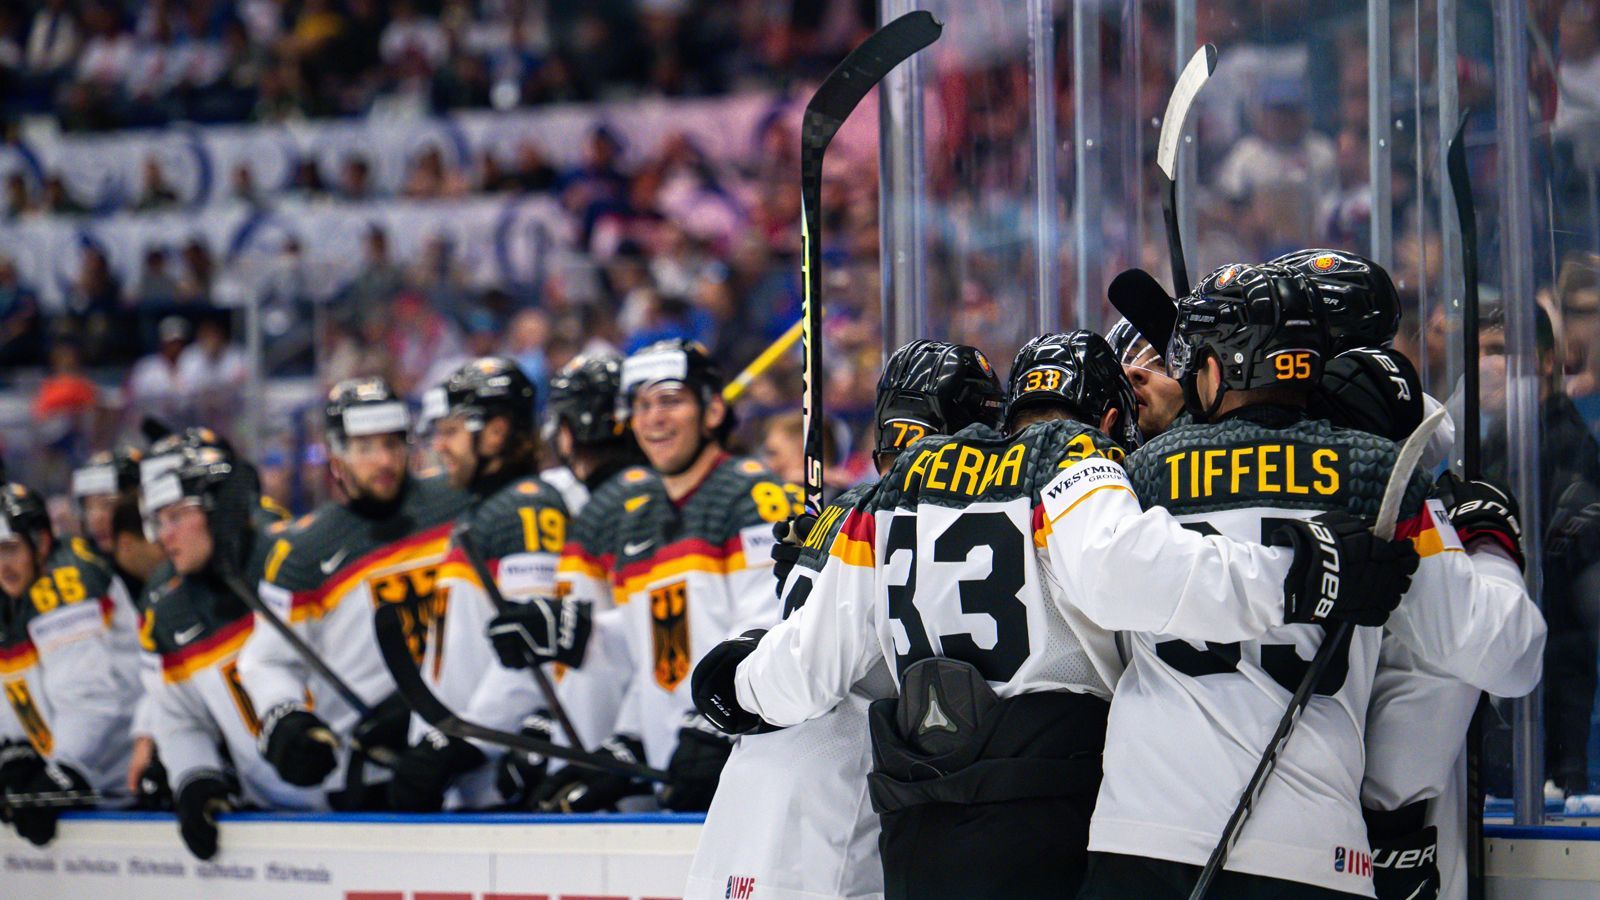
[924,443,957,491]
[264,538,292,584]
[1312,449,1340,495]
[518,506,566,553]
[220,658,262,737]
[3,679,52,755]
[994,443,1026,489]
[804,506,845,551]
[1164,444,1345,502]
[950,445,986,496]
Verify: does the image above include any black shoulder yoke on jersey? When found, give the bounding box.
[142,570,252,658]
[265,473,470,594]
[1124,404,1430,521]
[797,480,879,571]
[566,465,659,564]
[464,474,570,561]
[610,455,793,574]
[875,420,1125,513]
[0,537,119,646]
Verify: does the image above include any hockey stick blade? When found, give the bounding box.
[373,604,668,782]
[1157,44,1217,298]
[1108,268,1179,353]
[451,521,586,751]
[219,571,399,770]
[1190,408,1446,899]
[1,789,102,811]
[800,10,942,514]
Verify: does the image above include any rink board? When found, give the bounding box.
[2,812,1599,897]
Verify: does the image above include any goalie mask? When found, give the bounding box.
[874,340,1005,459]
[1271,248,1401,353]
[1007,330,1143,450]
[1167,263,1329,422]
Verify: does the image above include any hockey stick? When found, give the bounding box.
[1108,267,1180,353]
[800,9,942,514]
[1446,110,1487,900]
[723,319,802,403]
[450,521,585,752]
[1190,405,1448,900]
[373,603,668,782]
[0,789,102,811]
[1158,45,1217,298]
[218,571,399,770]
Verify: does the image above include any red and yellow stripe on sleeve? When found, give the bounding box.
[161,615,254,683]
[828,510,876,568]
[286,524,453,623]
[1395,500,1464,558]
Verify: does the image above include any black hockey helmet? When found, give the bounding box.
[142,443,259,573]
[618,339,728,422]
[1106,317,1164,369]
[142,426,234,490]
[438,356,538,435]
[1168,263,1329,419]
[0,482,51,547]
[1271,248,1401,353]
[72,446,145,501]
[874,340,1005,458]
[325,376,410,452]
[1007,330,1143,450]
[545,351,626,446]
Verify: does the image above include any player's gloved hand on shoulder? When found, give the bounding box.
[660,714,735,812]
[260,704,339,787]
[387,729,487,812]
[350,691,412,758]
[692,629,767,735]
[175,770,235,860]
[1272,510,1419,627]
[488,596,593,670]
[770,514,816,599]
[533,733,647,813]
[6,762,92,846]
[495,712,555,808]
[1435,471,1525,570]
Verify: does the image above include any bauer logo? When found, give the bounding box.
[1333,846,1372,877]
[727,874,756,898]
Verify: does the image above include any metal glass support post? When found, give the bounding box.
[1071,0,1103,329]
[1491,0,1545,827]
[1436,0,1462,393]
[1368,0,1394,270]
[1173,0,1197,284]
[1029,0,1060,334]
[878,0,929,352]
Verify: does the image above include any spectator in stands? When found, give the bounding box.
[388,291,464,398]
[505,307,551,397]
[759,411,807,487]
[0,255,40,369]
[132,248,180,306]
[337,155,375,201]
[230,162,263,206]
[176,238,215,303]
[288,158,325,196]
[177,318,249,429]
[42,172,88,215]
[402,145,469,200]
[347,225,404,309]
[135,155,180,211]
[381,1,449,74]
[65,243,119,360]
[3,172,32,219]
[126,316,191,426]
[23,0,79,80]
[31,340,98,476]
[1214,78,1337,204]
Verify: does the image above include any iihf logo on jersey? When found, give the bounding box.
[726,874,756,898]
[1333,845,1372,877]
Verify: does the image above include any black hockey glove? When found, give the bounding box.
[387,729,487,812]
[660,714,735,812]
[770,514,816,600]
[1272,511,1418,627]
[692,629,767,735]
[1312,348,1425,443]
[134,749,174,810]
[488,597,593,670]
[175,770,235,861]
[260,704,339,788]
[495,712,555,808]
[0,740,43,795]
[1435,471,1525,571]
[6,763,92,847]
[533,734,648,813]
[350,691,412,758]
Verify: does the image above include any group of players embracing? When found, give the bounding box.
[688,249,1545,900]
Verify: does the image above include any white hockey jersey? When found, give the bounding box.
[688,481,890,900]
[0,538,142,800]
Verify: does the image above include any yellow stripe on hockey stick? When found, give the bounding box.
[722,319,804,403]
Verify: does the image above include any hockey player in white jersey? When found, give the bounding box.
[385,358,570,811]
[488,338,792,812]
[238,377,468,809]
[705,328,1418,898]
[1076,263,1540,898]
[686,339,1006,900]
[0,482,144,845]
[140,443,325,859]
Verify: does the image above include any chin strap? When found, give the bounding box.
[1180,372,1228,424]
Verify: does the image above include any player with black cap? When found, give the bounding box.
[237,377,467,809]
[687,339,1004,899]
